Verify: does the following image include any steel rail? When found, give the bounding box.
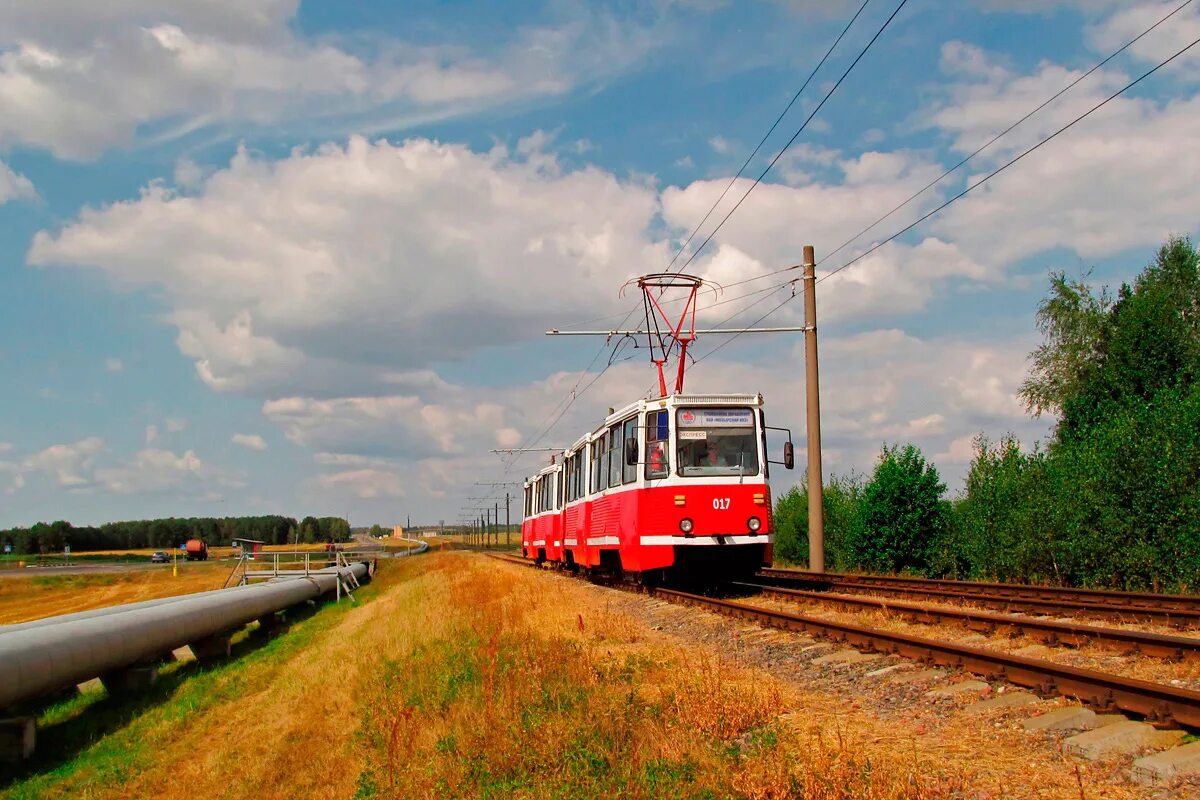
[0,562,368,710]
[761,568,1200,610]
[486,553,1200,727]
[739,582,1200,661]
[655,588,1200,729]
[757,570,1200,628]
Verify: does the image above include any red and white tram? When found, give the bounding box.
[521,392,793,584]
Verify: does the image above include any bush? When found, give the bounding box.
[771,472,863,569]
[845,444,949,574]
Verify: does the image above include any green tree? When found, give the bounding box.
[846,444,949,574]
[368,524,385,538]
[951,435,1061,582]
[298,516,320,544]
[771,472,864,568]
[1022,237,1200,439]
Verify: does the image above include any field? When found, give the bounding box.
[0,562,231,624]
[1,553,1158,799]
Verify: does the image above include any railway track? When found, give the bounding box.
[659,588,1200,729]
[487,552,1200,729]
[758,569,1200,628]
[738,581,1200,661]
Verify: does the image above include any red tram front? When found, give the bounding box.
[521,392,792,584]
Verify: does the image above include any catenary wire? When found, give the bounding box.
[817,0,1197,269]
[670,0,911,279]
[686,30,1200,366]
[818,30,1200,285]
[663,0,874,275]
[523,1,888,449]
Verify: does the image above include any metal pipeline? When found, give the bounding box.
[3,564,373,635]
[0,562,367,710]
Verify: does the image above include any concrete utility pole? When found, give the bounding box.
[802,244,826,573]
[494,502,499,548]
[505,493,511,547]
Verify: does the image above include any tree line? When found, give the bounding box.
[774,237,1200,592]
[1,515,352,554]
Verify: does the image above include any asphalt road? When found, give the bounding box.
[0,562,171,579]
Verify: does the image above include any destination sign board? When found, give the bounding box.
[677,408,754,428]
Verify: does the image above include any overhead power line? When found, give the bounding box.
[819,29,1200,285]
[670,0,911,279]
[818,0,1197,269]
[525,0,885,441]
[663,0,874,276]
[689,27,1200,363]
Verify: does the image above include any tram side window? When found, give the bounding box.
[608,424,622,488]
[622,417,638,484]
[589,440,601,494]
[524,486,531,517]
[645,409,670,479]
[557,469,564,509]
[575,452,585,499]
[600,432,612,492]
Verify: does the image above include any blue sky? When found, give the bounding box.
[1,0,1198,528]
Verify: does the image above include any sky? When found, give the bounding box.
[1,0,1199,528]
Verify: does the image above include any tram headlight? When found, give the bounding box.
[679,518,694,535]
[747,516,762,533]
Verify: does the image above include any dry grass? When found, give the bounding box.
[0,563,230,624]
[1,555,1162,800]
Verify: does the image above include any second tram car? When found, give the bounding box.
[521,392,793,584]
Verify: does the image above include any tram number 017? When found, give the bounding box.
[712,498,731,510]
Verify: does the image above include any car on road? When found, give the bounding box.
[150,551,170,563]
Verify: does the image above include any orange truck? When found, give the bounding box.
[184,538,208,561]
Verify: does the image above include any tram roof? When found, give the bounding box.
[523,393,768,480]
[599,392,763,428]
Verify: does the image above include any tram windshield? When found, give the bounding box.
[675,407,760,477]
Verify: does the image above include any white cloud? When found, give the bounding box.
[924,40,1200,265]
[1087,2,1200,69]
[661,149,947,268]
[94,448,205,494]
[30,136,665,396]
[312,468,406,499]
[708,135,734,155]
[20,437,104,488]
[165,417,189,433]
[104,357,124,373]
[264,394,519,460]
[173,157,206,188]
[0,442,11,453]
[0,160,35,204]
[0,2,660,159]
[262,324,1048,510]
[314,452,396,468]
[145,425,159,445]
[231,433,268,451]
[936,434,979,465]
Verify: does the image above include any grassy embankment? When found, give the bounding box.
[1,552,975,800]
[9,552,1159,797]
